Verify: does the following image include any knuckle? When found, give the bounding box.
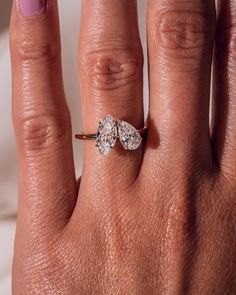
[79,50,143,91]
[14,39,58,63]
[18,114,70,153]
[154,10,214,57]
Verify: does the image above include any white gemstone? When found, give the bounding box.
[118,120,142,150]
[96,115,118,156]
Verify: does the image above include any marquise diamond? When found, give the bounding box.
[96,115,118,156]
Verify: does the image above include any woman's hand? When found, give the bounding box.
[10,0,236,294]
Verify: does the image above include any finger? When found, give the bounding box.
[212,1,236,183]
[145,0,216,167]
[10,0,77,230]
[78,0,144,184]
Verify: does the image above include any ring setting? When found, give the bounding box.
[75,115,147,156]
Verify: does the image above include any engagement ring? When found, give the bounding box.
[75,115,147,156]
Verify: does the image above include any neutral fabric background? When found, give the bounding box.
[0,1,148,293]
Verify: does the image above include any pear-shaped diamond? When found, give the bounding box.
[96,115,118,156]
[118,120,142,150]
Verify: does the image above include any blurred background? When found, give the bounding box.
[0,1,148,294]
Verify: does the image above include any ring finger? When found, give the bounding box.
[78,0,144,185]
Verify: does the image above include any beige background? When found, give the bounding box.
[0,1,148,294]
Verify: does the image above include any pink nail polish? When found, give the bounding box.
[18,0,47,17]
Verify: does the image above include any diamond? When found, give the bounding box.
[118,120,142,150]
[95,115,118,156]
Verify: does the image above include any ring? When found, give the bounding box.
[75,115,147,156]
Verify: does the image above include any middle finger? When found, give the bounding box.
[145,0,216,170]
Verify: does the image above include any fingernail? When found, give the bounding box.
[18,0,47,17]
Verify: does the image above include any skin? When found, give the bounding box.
[9,0,236,294]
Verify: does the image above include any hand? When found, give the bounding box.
[10,0,236,294]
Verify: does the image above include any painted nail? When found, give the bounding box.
[18,0,47,17]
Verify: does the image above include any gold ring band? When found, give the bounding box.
[75,127,147,141]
